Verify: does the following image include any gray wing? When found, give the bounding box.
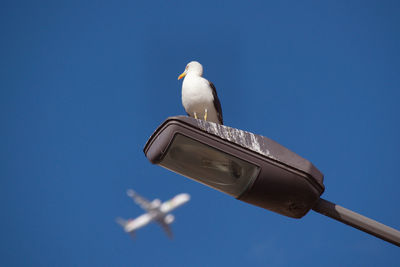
[157,220,173,239]
[126,189,152,211]
[208,81,223,124]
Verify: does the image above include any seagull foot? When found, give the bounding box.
[204,109,208,121]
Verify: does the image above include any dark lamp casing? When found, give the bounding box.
[144,116,325,218]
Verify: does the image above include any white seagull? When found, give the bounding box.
[178,61,223,124]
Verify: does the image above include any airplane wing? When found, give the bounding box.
[116,213,154,233]
[126,189,153,210]
[160,193,190,213]
[157,220,173,239]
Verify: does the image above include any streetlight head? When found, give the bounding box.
[144,116,324,218]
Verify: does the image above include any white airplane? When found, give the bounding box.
[116,189,190,238]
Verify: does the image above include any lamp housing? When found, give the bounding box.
[144,116,324,219]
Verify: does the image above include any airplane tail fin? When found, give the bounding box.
[116,217,128,227]
[128,231,136,239]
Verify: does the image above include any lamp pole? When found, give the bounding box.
[312,198,400,247]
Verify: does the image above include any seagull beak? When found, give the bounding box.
[178,71,186,80]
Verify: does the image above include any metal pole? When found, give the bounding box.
[312,198,400,247]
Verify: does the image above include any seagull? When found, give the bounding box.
[178,61,223,125]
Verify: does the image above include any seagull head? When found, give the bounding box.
[178,61,203,80]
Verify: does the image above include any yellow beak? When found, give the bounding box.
[178,71,186,80]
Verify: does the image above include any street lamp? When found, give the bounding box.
[144,116,400,247]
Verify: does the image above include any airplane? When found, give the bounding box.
[116,189,190,239]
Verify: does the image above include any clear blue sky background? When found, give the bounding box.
[1,1,399,266]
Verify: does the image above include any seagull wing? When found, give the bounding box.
[208,81,223,124]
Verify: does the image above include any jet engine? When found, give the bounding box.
[164,214,175,224]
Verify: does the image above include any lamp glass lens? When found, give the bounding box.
[160,134,259,197]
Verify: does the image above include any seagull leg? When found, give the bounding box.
[194,112,198,119]
[204,109,208,121]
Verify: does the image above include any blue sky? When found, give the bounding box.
[1,1,400,266]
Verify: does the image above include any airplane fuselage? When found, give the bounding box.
[116,190,190,238]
